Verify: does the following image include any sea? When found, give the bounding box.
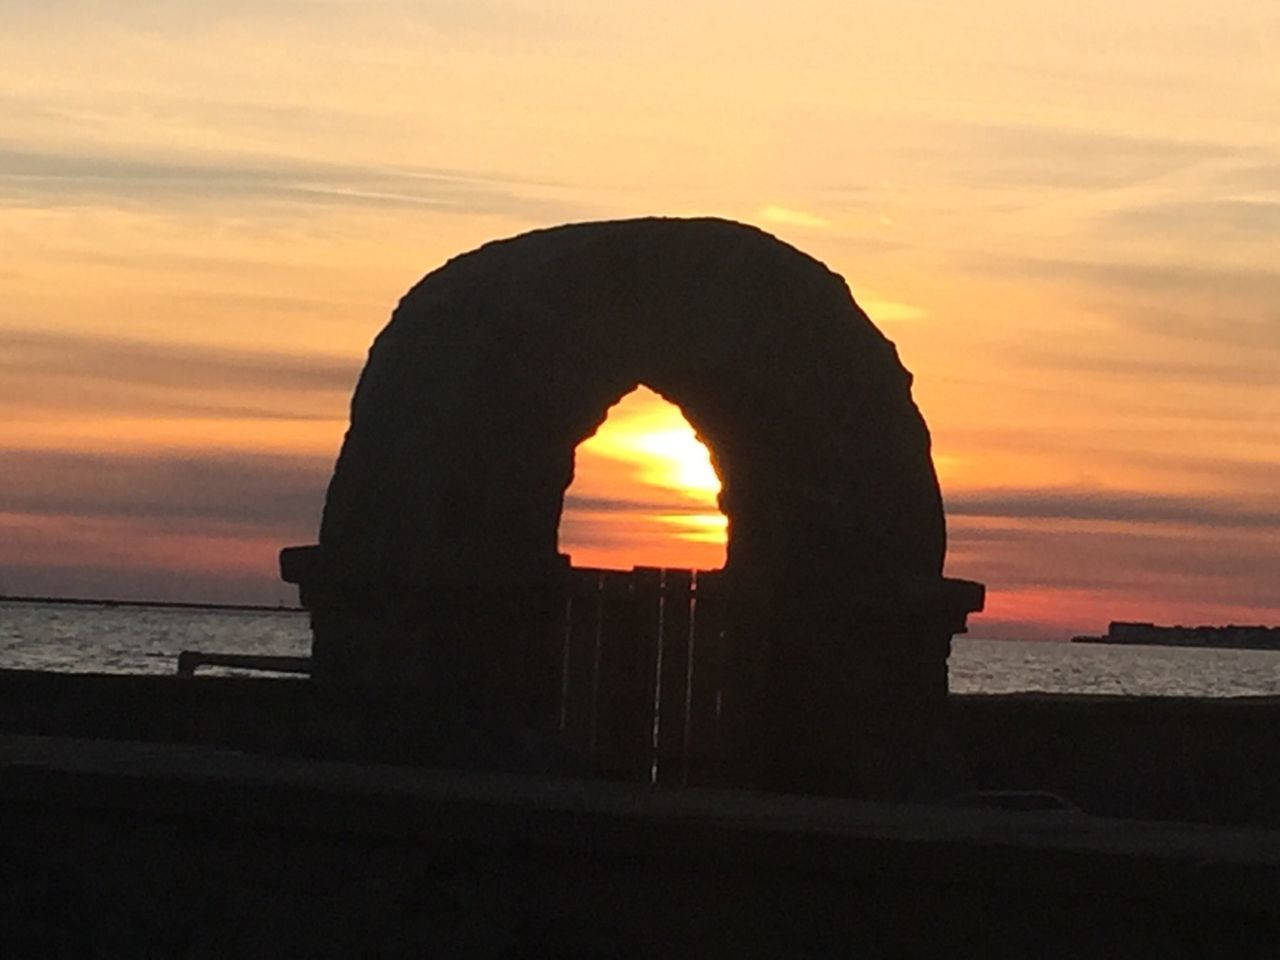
[2,599,1279,697]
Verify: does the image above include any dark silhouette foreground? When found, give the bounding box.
[283,217,982,799]
[7,221,1280,957]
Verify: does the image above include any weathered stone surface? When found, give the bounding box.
[292,217,978,797]
[321,217,943,586]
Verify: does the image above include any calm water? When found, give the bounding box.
[3,600,1280,697]
[0,602,310,677]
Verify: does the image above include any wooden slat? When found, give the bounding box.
[559,577,603,754]
[622,567,664,784]
[555,596,573,732]
[590,571,643,777]
[655,569,693,785]
[685,570,729,785]
[522,591,571,732]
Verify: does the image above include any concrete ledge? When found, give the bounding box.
[3,732,1279,887]
[3,670,1280,827]
[2,732,1279,956]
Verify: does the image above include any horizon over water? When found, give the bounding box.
[2,600,1278,697]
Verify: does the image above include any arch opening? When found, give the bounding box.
[559,385,727,572]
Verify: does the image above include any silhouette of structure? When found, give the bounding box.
[282,217,983,798]
[1074,621,1280,650]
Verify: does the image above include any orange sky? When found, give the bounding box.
[1,1,1277,638]
[560,386,727,573]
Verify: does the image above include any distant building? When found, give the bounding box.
[1072,622,1280,650]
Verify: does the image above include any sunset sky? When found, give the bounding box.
[2,1,1277,638]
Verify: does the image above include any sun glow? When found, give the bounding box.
[560,386,727,571]
[658,512,728,544]
[575,390,722,498]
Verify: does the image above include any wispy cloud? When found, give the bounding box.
[0,448,329,534]
[942,122,1230,190]
[3,328,359,393]
[947,487,1280,530]
[0,1,555,46]
[1,328,359,421]
[0,143,586,221]
[1107,198,1280,240]
[1007,345,1280,387]
[1219,162,1280,194]
[982,252,1280,360]
[948,518,1280,617]
[989,252,1280,301]
[564,494,717,516]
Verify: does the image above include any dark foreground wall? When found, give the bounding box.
[3,673,1280,955]
[953,693,1280,828]
[1,670,1277,827]
[3,733,1279,959]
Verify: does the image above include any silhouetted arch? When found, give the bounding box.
[284,217,983,797]
[320,217,944,588]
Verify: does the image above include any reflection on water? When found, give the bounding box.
[0,602,309,677]
[950,637,1280,697]
[2,602,1279,697]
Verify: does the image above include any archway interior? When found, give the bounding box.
[558,385,727,571]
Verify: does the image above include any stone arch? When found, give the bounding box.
[320,217,944,587]
[285,217,982,797]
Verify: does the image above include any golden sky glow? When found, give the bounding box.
[561,386,726,571]
[2,1,1277,636]
[577,389,721,498]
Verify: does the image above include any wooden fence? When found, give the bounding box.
[553,566,728,786]
[278,544,984,786]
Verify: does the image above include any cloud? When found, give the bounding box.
[992,253,1280,302]
[1119,452,1280,495]
[0,448,330,535]
[4,327,358,393]
[1011,347,1280,388]
[1108,198,1280,240]
[1219,162,1280,193]
[947,517,1280,615]
[0,143,585,221]
[939,122,1229,190]
[0,1,554,46]
[1,328,359,420]
[946,487,1280,531]
[563,494,716,517]
[982,253,1280,357]
[552,521,632,553]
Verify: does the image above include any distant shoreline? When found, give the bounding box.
[0,595,304,614]
[1072,620,1280,652]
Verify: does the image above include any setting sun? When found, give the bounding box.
[559,386,727,571]
[576,389,722,498]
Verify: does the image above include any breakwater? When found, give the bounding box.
[1074,620,1280,650]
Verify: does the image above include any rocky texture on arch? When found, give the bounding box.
[286,217,982,798]
[323,217,944,585]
